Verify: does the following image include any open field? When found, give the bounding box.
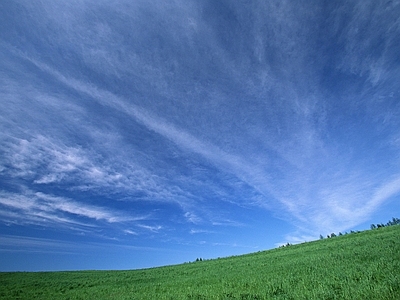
[1,225,399,299]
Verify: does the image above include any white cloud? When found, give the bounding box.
[137,224,162,233]
[189,229,214,235]
[123,229,138,236]
[0,132,188,204]
[35,192,128,223]
[184,212,202,224]
[368,176,400,212]
[0,190,143,229]
[335,1,399,86]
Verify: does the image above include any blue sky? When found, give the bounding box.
[1,0,400,271]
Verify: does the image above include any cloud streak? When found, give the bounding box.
[0,189,144,230]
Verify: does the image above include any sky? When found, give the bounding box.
[1,0,400,271]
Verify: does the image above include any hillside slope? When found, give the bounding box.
[1,225,399,299]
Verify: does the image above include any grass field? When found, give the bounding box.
[1,225,399,299]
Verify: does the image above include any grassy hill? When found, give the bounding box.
[1,225,399,299]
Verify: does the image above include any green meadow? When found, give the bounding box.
[1,225,399,300]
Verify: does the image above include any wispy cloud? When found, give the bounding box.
[0,189,144,230]
[190,229,215,235]
[137,224,162,233]
[367,176,400,213]
[0,131,191,205]
[211,242,259,250]
[0,235,86,254]
[184,212,202,224]
[0,234,164,255]
[123,229,138,236]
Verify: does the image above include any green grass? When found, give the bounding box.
[1,225,399,299]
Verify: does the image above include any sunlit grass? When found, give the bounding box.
[1,225,399,299]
